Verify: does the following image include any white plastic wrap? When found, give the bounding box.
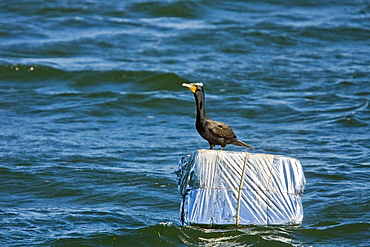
[176,150,305,226]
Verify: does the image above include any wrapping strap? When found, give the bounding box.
[236,152,249,226]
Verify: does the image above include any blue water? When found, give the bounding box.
[1,0,369,246]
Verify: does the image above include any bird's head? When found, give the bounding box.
[182,82,203,93]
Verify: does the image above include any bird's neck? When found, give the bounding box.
[194,91,207,122]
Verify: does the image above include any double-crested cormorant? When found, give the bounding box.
[182,82,254,150]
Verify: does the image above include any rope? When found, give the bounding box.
[236,151,249,226]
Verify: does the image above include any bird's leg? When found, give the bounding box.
[209,143,215,150]
[220,147,224,150]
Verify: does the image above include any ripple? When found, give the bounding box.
[127,0,204,18]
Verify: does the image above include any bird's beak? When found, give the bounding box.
[182,83,197,93]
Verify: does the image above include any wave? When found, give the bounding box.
[128,0,204,18]
[46,221,370,246]
[0,64,186,89]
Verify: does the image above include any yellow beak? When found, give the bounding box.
[182,83,198,93]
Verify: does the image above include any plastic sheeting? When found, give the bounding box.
[176,150,305,226]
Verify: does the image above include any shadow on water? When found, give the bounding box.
[47,221,370,246]
[49,223,299,246]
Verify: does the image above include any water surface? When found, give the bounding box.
[0,0,369,246]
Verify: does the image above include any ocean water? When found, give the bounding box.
[1,0,369,246]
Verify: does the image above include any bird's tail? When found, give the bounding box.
[233,139,254,150]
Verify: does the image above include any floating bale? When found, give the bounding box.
[176,150,306,226]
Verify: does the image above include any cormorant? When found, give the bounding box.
[182,82,254,150]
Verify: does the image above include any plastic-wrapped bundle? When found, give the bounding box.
[176,150,305,226]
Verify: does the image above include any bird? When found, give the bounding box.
[182,82,254,150]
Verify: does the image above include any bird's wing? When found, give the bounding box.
[206,119,236,139]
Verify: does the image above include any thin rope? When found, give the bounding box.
[236,151,249,226]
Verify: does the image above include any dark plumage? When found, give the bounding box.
[182,82,254,150]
